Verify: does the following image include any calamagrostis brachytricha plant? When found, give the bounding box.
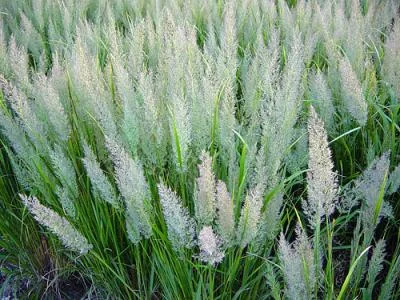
[0,0,398,298]
[82,142,119,209]
[215,180,235,247]
[21,194,92,254]
[303,106,338,226]
[338,56,368,126]
[279,225,316,300]
[195,151,217,226]
[158,183,195,253]
[197,226,224,266]
[106,137,152,244]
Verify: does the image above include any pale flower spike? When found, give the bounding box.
[21,194,92,254]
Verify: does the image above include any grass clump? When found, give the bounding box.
[0,0,399,298]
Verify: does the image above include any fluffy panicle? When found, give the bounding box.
[21,194,92,254]
[0,79,36,162]
[279,225,316,300]
[355,152,392,226]
[190,57,214,155]
[197,226,225,265]
[0,74,13,100]
[0,123,34,188]
[218,79,237,167]
[309,70,335,132]
[216,180,235,246]
[50,145,79,199]
[19,13,43,63]
[106,137,152,243]
[244,27,280,123]
[110,37,140,156]
[82,142,119,208]
[158,183,195,253]
[126,21,146,79]
[338,56,368,126]
[356,153,390,207]
[33,74,70,142]
[8,36,30,90]
[221,0,237,63]
[218,0,238,184]
[159,16,193,173]
[237,185,263,248]
[382,21,400,101]
[366,240,386,298]
[8,157,31,190]
[136,71,166,165]
[0,24,10,76]
[169,97,192,173]
[56,186,76,218]
[253,192,283,251]
[378,247,400,300]
[260,31,304,189]
[284,127,309,175]
[265,263,281,300]
[195,151,216,225]
[7,85,46,150]
[303,106,338,226]
[388,164,400,195]
[70,36,117,138]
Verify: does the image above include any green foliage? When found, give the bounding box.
[0,0,399,298]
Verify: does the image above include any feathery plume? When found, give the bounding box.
[56,186,76,218]
[110,32,140,156]
[8,156,31,190]
[158,183,195,253]
[366,240,386,298]
[8,36,30,90]
[216,180,235,246]
[21,194,92,254]
[237,185,263,248]
[378,249,400,300]
[0,23,10,76]
[0,80,36,162]
[388,164,400,195]
[69,35,117,138]
[126,21,146,80]
[33,74,71,142]
[221,0,237,74]
[137,71,168,168]
[106,137,152,243]
[7,85,46,150]
[338,56,368,126]
[382,21,400,101]
[82,142,119,208]
[356,152,390,207]
[19,12,43,62]
[355,152,392,227]
[265,263,281,300]
[169,97,192,173]
[253,192,283,251]
[195,151,216,226]
[197,226,224,265]
[50,145,79,199]
[0,74,13,100]
[218,0,238,187]
[285,127,309,175]
[260,31,304,189]
[309,70,335,132]
[303,106,338,226]
[279,225,316,300]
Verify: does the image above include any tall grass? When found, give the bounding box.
[0,0,399,298]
